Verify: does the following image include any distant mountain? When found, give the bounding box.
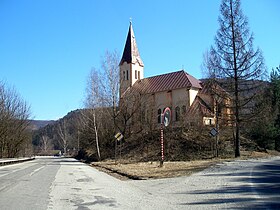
[28,120,55,131]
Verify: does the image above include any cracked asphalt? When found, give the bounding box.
[0,156,279,209]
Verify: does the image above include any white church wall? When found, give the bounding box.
[172,88,189,106]
[189,88,199,106]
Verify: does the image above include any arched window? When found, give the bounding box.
[175,106,180,121]
[157,108,162,124]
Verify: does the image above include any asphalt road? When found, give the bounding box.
[0,156,279,210]
[0,157,60,210]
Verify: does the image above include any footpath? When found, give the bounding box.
[0,157,35,166]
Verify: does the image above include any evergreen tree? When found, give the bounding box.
[270,65,280,150]
[250,65,280,151]
[209,0,266,157]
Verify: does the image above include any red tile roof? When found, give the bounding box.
[132,70,202,94]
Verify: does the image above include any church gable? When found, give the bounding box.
[186,95,215,126]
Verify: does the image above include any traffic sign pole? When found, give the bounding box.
[160,124,164,167]
[159,107,171,167]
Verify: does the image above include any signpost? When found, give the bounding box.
[114,132,123,141]
[160,107,171,167]
[114,132,124,163]
[210,127,219,157]
[210,128,218,137]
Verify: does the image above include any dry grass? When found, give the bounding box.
[91,150,280,180]
[92,160,220,180]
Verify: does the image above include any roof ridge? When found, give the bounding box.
[141,69,185,80]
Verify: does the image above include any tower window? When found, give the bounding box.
[126,70,129,80]
[135,70,137,79]
[123,71,125,80]
[138,71,140,80]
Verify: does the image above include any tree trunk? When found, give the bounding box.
[93,111,101,160]
[230,1,240,157]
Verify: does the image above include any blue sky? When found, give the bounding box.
[0,0,279,120]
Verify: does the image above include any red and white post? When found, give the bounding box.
[160,124,164,167]
[159,107,171,167]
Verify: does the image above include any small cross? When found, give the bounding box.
[130,17,132,24]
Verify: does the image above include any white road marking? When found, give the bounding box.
[0,167,23,178]
[29,166,45,176]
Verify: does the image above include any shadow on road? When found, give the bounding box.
[177,159,280,209]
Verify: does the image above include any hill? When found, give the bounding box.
[28,120,55,131]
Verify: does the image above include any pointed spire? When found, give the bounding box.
[119,21,144,66]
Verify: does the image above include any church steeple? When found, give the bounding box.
[119,21,144,96]
[120,21,144,67]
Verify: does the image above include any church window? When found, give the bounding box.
[135,70,137,79]
[123,71,125,80]
[138,71,140,80]
[182,105,186,114]
[126,70,129,80]
[157,108,162,124]
[175,106,180,121]
[141,106,146,122]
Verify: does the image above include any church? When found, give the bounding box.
[119,22,224,130]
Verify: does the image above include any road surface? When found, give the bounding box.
[0,156,279,209]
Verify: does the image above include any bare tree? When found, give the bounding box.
[207,0,266,157]
[57,119,68,155]
[80,109,101,160]
[83,50,153,160]
[82,50,120,159]
[83,68,103,160]
[0,81,31,158]
[100,50,120,131]
[41,135,51,153]
[117,87,150,136]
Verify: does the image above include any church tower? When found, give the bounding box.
[119,21,144,96]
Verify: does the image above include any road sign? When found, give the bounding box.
[210,128,218,137]
[114,132,123,141]
[159,107,171,167]
[162,107,171,127]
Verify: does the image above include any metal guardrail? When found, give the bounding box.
[0,157,35,166]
